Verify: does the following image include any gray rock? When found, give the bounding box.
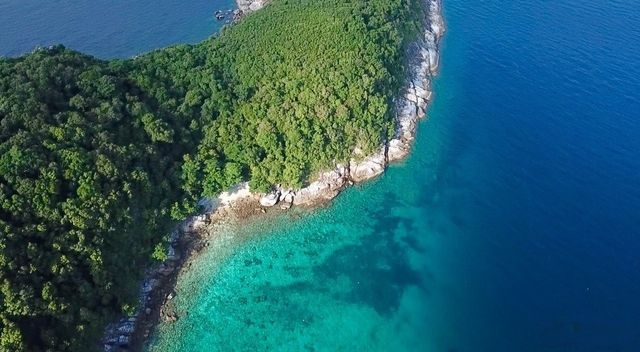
[117,335,130,346]
[169,230,180,244]
[350,148,386,183]
[414,85,430,99]
[382,0,444,166]
[406,91,418,103]
[417,106,426,118]
[387,139,410,162]
[278,189,291,202]
[283,192,294,203]
[141,279,158,294]
[236,0,268,13]
[259,191,280,207]
[117,322,135,335]
[427,48,439,72]
[167,246,180,261]
[104,335,119,345]
[279,191,294,209]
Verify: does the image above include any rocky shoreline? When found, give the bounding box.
[101,0,444,350]
[257,0,444,208]
[233,0,269,20]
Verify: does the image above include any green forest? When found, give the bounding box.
[0,0,425,350]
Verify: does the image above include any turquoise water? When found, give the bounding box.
[2,0,639,350]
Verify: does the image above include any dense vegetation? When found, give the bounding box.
[0,0,424,350]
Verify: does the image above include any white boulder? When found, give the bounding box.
[259,191,280,207]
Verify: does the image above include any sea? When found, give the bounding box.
[2,0,639,351]
[0,0,235,58]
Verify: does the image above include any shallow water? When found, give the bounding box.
[2,0,639,350]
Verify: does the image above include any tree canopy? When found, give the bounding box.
[0,0,424,350]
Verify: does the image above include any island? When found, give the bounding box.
[0,0,443,350]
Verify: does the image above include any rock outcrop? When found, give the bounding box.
[237,0,268,12]
[293,164,349,206]
[259,191,280,207]
[235,0,269,19]
[101,210,214,351]
[386,0,444,163]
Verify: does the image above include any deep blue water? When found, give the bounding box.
[0,0,234,58]
[429,0,640,350]
[2,0,640,351]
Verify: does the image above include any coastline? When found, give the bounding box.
[102,0,444,350]
[233,0,269,20]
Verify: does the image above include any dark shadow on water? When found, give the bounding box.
[309,191,431,317]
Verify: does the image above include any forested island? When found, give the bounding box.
[0,0,441,350]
